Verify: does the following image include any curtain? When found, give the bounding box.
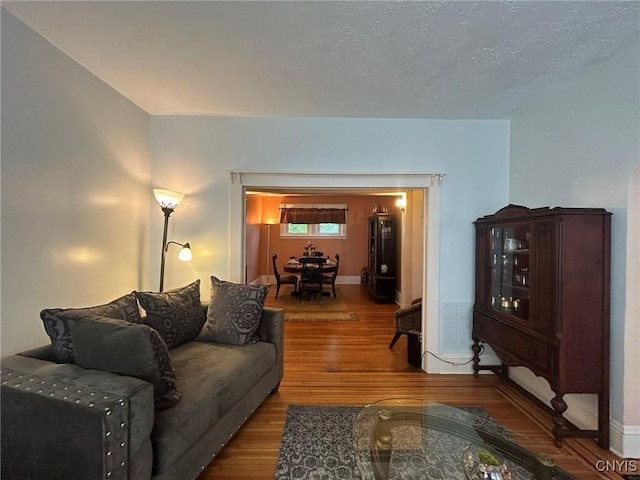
[279,207,346,224]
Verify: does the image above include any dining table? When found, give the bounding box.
[282,258,337,297]
[283,258,337,274]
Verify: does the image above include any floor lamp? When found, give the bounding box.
[154,188,190,292]
[264,222,276,285]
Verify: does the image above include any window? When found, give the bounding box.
[287,224,309,235]
[283,223,345,237]
[280,204,347,238]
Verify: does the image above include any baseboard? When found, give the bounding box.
[438,355,640,459]
[424,354,475,374]
[508,368,640,459]
[508,367,600,430]
[610,418,640,459]
[423,351,500,374]
[335,275,362,285]
[471,357,599,431]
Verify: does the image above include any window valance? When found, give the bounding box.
[279,207,347,224]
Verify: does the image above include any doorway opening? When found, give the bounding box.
[229,172,444,373]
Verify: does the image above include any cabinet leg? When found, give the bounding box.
[551,394,569,447]
[597,391,610,449]
[472,340,481,377]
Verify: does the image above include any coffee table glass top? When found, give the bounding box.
[352,398,575,480]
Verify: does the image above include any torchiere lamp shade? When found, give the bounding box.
[153,189,184,210]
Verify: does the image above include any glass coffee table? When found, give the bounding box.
[353,398,576,480]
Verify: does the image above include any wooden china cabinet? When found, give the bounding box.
[366,214,397,303]
[472,204,611,449]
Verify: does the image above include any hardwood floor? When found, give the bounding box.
[197,285,627,479]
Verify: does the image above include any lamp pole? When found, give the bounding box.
[265,223,272,285]
[159,206,174,292]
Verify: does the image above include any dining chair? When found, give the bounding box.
[298,256,326,301]
[303,251,324,257]
[389,298,422,349]
[322,253,340,298]
[272,254,298,298]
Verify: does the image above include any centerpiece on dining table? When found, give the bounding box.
[304,242,316,256]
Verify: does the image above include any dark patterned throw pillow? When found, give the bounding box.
[135,279,205,349]
[40,293,142,364]
[70,315,181,410]
[197,276,268,346]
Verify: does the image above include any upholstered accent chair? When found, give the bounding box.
[389,298,422,349]
[272,254,298,299]
[322,253,340,298]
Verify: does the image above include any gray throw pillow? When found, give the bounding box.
[40,293,142,364]
[70,315,181,410]
[135,279,205,349]
[197,276,268,345]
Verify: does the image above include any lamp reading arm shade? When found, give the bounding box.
[178,242,192,261]
[165,241,192,261]
[153,189,185,210]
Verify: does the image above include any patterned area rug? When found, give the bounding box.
[284,311,358,322]
[274,405,575,480]
[271,288,349,311]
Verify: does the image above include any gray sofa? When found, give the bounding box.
[1,304,284,480]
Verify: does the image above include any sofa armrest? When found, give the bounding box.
[1,354,155,480]
[257,307,284,380]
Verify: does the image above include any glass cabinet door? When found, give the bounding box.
[368,220,376,272]
[379,219,394,274]
[489,223,531,321]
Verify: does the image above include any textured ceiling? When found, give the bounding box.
[3,1,639,119]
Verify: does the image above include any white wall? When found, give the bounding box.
[1,11,152,355]
[509,41,640,457]
[626,166,640,439]
[150,116,510,347]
